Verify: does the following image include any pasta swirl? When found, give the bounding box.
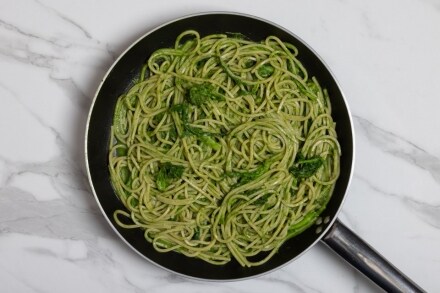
[109,30,340,266]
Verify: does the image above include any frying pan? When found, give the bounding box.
[85,12,424,292]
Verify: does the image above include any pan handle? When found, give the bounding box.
[322,219,425,292]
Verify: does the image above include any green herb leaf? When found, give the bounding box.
[128,197,139,207]
[116,146,127,157]
[193,228,200,240]
[289,155,324,179]
[169,103,189,123]
[120,166,131,184]
[257,64,274,78]
[198,134,221,151]
[114,136,127,157]
[151,112,165,125]
[286,211,318,239]
[297,80,319,101]
[184,125,221,150]
[229,160,272,186]
[170,103,221,150]
[183,124,209,137]
[240,160,271,185]
[156,162,185,191]
[188,83,224,106]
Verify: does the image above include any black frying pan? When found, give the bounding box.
[85,12,424,292]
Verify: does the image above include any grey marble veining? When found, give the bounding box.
[1,0,439,292]
[355,115,440,185]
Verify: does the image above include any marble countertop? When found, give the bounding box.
[1,0,440,292]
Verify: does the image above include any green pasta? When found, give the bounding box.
[108,30,341,267]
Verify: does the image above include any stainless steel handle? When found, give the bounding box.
[322,219,425,293]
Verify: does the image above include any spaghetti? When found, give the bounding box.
[109,30,340,267]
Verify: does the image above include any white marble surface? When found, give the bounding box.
[1,0,439,292]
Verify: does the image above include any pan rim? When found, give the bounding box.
[84,11,356,282]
